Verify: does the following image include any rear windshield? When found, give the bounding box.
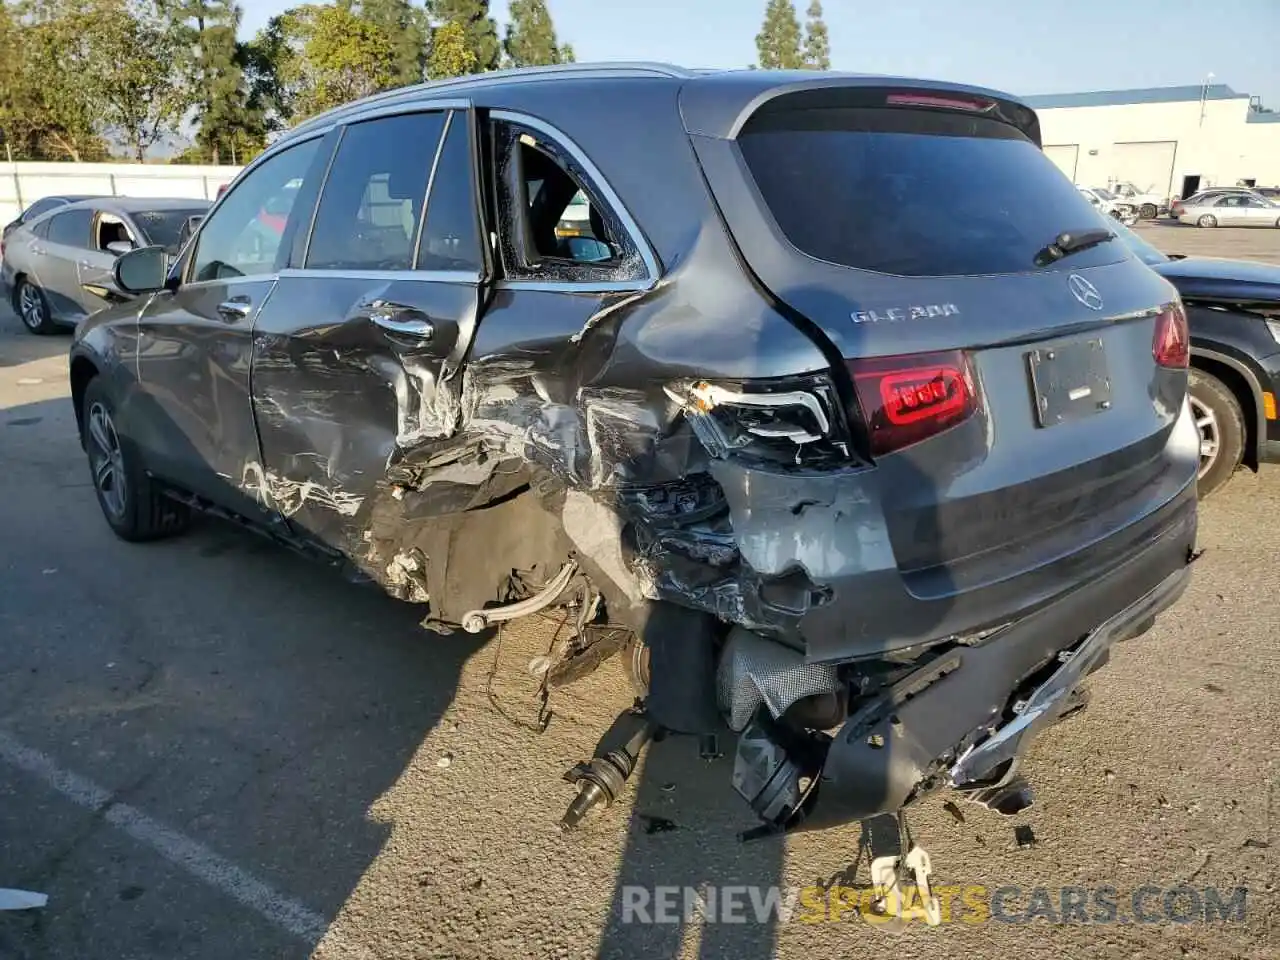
[738,107,1118,277]
[134,209,207,250]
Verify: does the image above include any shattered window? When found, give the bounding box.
[306,111,446,272]
[518,139,615,263]
[417,111,483,274]
[492,121,649,284]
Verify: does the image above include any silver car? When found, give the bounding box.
[3,197,210,334]
[1177,191,1280,228]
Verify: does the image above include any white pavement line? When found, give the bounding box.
[0,730,332,946]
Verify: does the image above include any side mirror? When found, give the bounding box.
[113,245,170,295]
[106,240,134,257]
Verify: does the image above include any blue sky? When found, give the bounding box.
[239,0,1280,105]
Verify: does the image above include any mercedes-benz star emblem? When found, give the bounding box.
[1067,274,1104,311]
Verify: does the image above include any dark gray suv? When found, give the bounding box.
[69,63,1199,836]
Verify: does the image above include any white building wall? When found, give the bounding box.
[0,162,243,225]
[1036,97,1280,197]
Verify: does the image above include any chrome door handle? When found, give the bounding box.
[217,297,252,321]
[370,306,434,341]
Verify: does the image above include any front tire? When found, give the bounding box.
[1197,214,1217,228]
[81,377,191,541]
[1188,369,1245,498]
[15,279,57,335]
[1140,203,1158,220]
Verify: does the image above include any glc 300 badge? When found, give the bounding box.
[851,303,960,324]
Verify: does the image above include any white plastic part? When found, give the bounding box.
[0,888,48,910]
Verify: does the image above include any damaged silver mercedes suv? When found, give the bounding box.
[70,63,1199,837]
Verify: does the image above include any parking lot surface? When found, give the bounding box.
[1,225,1277,959]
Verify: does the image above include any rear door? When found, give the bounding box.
[692,86,1189,593]
[40,207,95,321]
[251,103,490,557]
[130,135,326,514]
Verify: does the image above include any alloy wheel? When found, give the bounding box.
[87,401,128,519]
[1189,394,1219,480]
[18,283,45,332]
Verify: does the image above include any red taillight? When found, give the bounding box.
[849,350,980,456]
[1152,303,1189,368]
[886,92,993,113]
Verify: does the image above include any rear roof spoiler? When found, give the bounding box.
[679,72,1041,146]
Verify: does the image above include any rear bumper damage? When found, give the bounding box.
[727,496,1197,834]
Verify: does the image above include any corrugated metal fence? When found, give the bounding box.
[1,162,244,224]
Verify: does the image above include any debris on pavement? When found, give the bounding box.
[0,889,48,911]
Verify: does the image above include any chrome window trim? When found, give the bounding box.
[411,110,455,269]
[169,274,281,292]
[299,126,346,269]
[489,109,661,291]
[333,97,470,127]
[494,278,655,294]
[279,267,481,284]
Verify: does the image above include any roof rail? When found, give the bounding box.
[288,62,694,138]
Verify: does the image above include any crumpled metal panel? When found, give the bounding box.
[715,627,839,732]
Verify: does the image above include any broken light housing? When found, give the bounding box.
[666,373,853,468]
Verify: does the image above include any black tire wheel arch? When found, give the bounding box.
[81,376,191,541]
[1140,202,1158,219]
[1188,368,1245,498]
[1197,214,1217,228]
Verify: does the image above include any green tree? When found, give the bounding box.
[242,14,291,130]
[272,4,398,119]
[755,0,802,70]
[89,0,194,160]
[357,0,428,86]
[1,0,110,159]
[503,0,571,68]
[801,0,829,70]
[159,0,266,163]
[429,0,498,72]
[426,18,474,79]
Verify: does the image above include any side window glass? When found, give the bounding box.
[47,209,92,248]
[96,215,135,251]
[494,122,648,284]
[417,112,482,273]
[31,218,51,240]
[306,112,446,271]
[190,138,319,282]
[25,198,59,221]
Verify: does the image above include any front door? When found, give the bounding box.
[75,211,136,313]
[1240,196,1278,226]
[251,105,489,560]
[130,135,326,517]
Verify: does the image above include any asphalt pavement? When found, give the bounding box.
[0,224,1276,959]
